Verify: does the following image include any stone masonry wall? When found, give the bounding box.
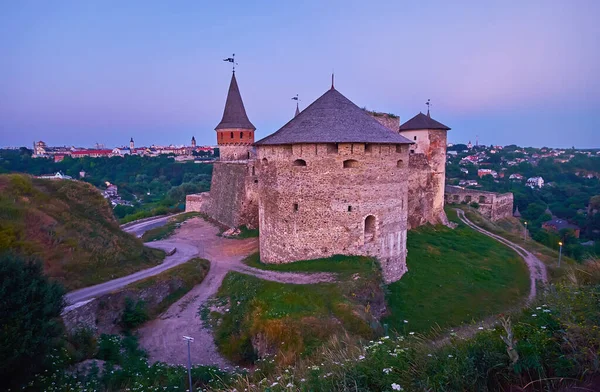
[366,112,400,132]
[256,142,410,283]
[186,160,259,229]
[445,185,514,221]
[402,129,448,229]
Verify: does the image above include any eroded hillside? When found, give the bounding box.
[0,174,164,290]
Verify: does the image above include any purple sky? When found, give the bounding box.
[1,1,598,148]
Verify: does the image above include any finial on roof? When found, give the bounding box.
[331,73,334,90]
[223,53,237,73]
[292,94,300,117]
[426,99,431,118]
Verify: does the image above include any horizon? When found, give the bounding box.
[1,1,598,149]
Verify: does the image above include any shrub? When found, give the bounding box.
[0,252,65,389]
[121,298,149,331]
[470,202,480,209]
[97,334,121,362]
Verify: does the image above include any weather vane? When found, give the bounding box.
[291,94,299,102]
[425,99,431,112]
[223,53,237,72]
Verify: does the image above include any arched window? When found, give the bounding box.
[241,132,244,139]
[293,159,307,167]
[396,159,405,168]
[343,159,359,168]
[230,132,234,139]
[464,195,472,203]
[262,157,268,164]
[247,152,251,159]
[364,215,376,242]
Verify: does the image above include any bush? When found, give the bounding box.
[0,252,65,389]
[121,298,149,331]
[97,334,121,362]
[470,202,480,209]
[66,328,97,363]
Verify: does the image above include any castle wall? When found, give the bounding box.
[256,142,410,283]
[444,185,514,221]
[402,129,448,228]
[366,113,400,132]
[218,145,255,161]
[186,160,259,229]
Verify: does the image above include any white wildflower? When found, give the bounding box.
[403,320,408,323]
[391,383,403,391]
[270,382,278,387]
[448,354,453,358]
[532,314,537,317]
[409,332,415,335]
[358,355,365,360]
[383,368,392,374]
[478,327,484,330]
[286,383,293,388]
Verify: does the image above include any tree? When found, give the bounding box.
[0,252,65,389]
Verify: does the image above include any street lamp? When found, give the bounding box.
[523,221,528,241]
[558,241,563,267]
[183,336,194,392]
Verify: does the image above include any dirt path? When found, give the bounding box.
[135,217,334,367]
[456,209,548,303]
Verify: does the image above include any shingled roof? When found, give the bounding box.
[399,111,450,131]
[255,88,413,145]
[215,72,255,131]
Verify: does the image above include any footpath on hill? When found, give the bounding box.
[66,215,333,367]
[455,209,548,302]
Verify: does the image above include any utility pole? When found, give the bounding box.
[183,336,194,392]
[558,241,563,267]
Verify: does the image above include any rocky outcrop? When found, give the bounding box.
[62,279,185,335]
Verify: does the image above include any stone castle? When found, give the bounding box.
[187,72,452,283]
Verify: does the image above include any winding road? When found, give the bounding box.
[65,211,548,367]
[455,209,548,303]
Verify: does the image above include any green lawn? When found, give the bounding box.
[141,212,200,242]
[243,253,378,278]
[205,258,382,365]
[383,212,530,334]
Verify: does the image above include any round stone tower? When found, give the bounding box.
[255,86,413,283]
[215,72,255,161]
[398,110,451,228]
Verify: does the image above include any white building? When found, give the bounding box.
[526,176,544,188]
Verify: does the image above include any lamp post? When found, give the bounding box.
[183,336,194,392]
[558,241,563,267]
[523,221,528,241]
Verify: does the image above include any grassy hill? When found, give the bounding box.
[0,174,164,290]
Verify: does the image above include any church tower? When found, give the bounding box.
[215,72,255,161]
[191,136,196,148]
[130,137,134,150]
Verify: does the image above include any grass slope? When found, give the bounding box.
[0,174,164,290]
[205,255,382,365]
[383,210,530,333]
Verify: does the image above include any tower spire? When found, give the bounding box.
[215,72,255,131]
[331,73,335,90]
[292,94,300,117]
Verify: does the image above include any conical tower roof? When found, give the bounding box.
[513,206,521,217]
[399,112,450,131]
[256,88,412,145]
[215,73,255,131]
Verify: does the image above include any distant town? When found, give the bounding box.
[27,136,215,162]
